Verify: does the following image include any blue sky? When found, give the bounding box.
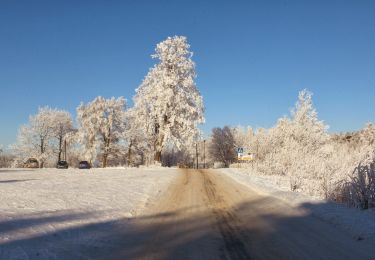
[1,0,375,146]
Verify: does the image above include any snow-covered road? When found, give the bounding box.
[0,168,177,259]
[111,169,374,260]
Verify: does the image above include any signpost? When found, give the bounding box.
[237,147,254,168]
[238,154,254,161]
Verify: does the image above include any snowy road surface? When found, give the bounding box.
[111,169,374,260]
[0,168,374,259]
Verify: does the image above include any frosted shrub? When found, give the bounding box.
[289,174,302,191]
[340,153,375,209]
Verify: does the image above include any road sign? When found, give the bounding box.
[237,147,244,154]
[238,154,254,161]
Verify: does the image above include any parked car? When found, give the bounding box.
[56,160,68,169]
[178,163,189,169]
[24,158,39,168]
[78,161,91,169]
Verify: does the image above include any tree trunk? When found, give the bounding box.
[154,150,162,162]
[153,136,163,163]
[153,115,168,163]
[127,140,133,167]
[103,153,108,168]
[40,138,44,168]
[363,199,369,210]
[195,143,199,169]
[102,132,111,168]
[58,136,62,162]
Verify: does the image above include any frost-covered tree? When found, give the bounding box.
[50,110,74,162]
[229,89,374,206]
[239,90,330,192]
[0,145,14,168]
[133,36,205,162]
[209,126,236,167]
[76,96,126,167]
[122,107,152,166]
[13,107,57,167]
[231,125,254,151]
[289,89,328,149]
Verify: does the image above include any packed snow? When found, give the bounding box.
[221,168,375,243]
[0,167,177,259]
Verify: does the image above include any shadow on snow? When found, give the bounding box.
[0,199,373,259]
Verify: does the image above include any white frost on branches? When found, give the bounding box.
[12,107,74,167]
[11,35,205,168]
[133,36,205,162]
[233,89,375,209]
[76,96,127,167]
[50,110,74,161]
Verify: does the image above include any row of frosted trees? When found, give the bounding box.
[11,36,205,168]
[230,90,375,209]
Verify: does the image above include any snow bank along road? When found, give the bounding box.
[0,168,374,259]
[112,169,374,260]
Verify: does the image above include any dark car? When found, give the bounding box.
[56,160,68,169]
[78,161,91,169]
[24,158,39,168]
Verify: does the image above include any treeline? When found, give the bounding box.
[8,36,204,168]
[209,90,375,209]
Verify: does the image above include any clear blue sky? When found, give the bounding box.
[1,0,375,146]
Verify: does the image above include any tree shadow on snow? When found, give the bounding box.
[0,169,36,173]
[0,199,373,259]
[0,179,36,184]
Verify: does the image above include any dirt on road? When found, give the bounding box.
[111,169,374,260]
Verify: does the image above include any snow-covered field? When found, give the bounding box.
[0,168,177,259]
[221,168,375,243]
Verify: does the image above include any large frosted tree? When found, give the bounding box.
[76,96,126,167]
[133,36,205,162]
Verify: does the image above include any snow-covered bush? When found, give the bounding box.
[0,146,14,168]
[338,151,375,209]
[161,146,194,167]
[245,90,328,179]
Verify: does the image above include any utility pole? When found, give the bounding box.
[196,143,199,169]
[64,139,67,161]
[203,139,206,169]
